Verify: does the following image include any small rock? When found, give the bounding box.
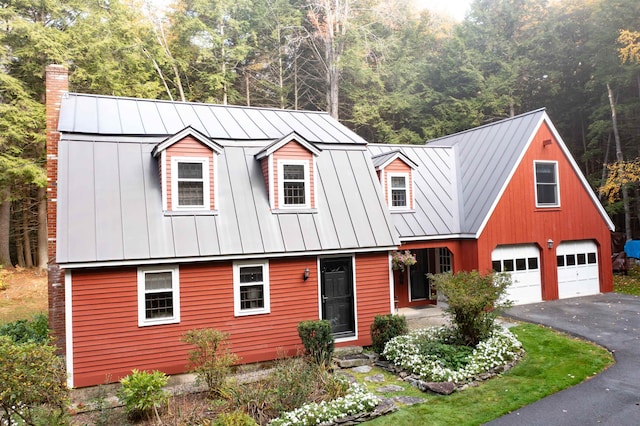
[422,381,456,395]
[336,372,357,383]
[376,384,404,393]
[364,374,385,383]
[351,365,372,373]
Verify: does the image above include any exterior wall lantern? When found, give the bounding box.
[303,267,310,281]
[547,239,554,249]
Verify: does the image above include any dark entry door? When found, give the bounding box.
[409,249,429,300]
[321,257,355,337]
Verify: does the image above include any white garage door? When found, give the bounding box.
[492,244,542,305]
[557,241,599,299]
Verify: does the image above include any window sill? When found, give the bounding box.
[138,317,180,327]
[271,208,318,214]
[234,309,271,317]
[534,206,561,211]
[164,210,218,216]
[390,209,415,214]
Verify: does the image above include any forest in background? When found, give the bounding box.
[0,0,639,268]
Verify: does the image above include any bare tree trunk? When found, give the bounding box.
[308,0,350,119]
[245,72,250,106]
[155,19,185,102]
[146,50,174,101]
[600,132,612,201]
[22,200,33,268]
[37,186,47,269]
[0,187,12,267]
[294,54,299,110]
[607,82,632,240]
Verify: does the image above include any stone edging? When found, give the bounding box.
[375,349,526,395]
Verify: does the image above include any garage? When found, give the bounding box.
[491,244,542,305]
[557,240,600,299]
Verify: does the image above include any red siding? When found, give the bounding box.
[70,252,393,387]
[348,252,392,347]
[383,159,413,209]
[165,136,215,210]
[272,141,315,209]
[478,122,612,299]
[260,157,270,200]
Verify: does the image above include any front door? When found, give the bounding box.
[321,257,355,338]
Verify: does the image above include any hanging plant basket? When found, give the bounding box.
[391,250,417,272]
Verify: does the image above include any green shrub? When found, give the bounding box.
[297,320,334,366]
[0,312,49,344]
[0,336,69,425]
[213,410,258,426]
[430,271,512,346]
[117,369,169,421]
[417,339,474,370]
[182,328,239,396]
[370,314,408,355]
[228,356,349,425]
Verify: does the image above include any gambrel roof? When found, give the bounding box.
[56,94,396,267]
[369,108,614,241]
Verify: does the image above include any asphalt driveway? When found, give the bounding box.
[488,292,640,426]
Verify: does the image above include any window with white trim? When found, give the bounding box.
[233,261,270,316]
[437,248,452,273]
[171,157,210,209]
[278,160,310,208]
[388,173,409,209]
[137,266,180,327]
[534,161,559,207]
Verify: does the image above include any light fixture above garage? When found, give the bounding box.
[547,239,554,249]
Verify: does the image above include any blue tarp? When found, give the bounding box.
[624,240,640,259]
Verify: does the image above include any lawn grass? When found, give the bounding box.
[362,323,613,426]
[613,266,640,296]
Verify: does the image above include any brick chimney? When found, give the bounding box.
[46,64,68,355]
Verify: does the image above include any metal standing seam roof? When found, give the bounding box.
[56,95,398,267]
[368,109,548,239]
[58,93,368,144]
[370,108,614,240]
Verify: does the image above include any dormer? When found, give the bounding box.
[371,150,418,211]
[152,127,223,214]
[255,133,321,212]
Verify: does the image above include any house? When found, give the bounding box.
[368,109,615,308]
[45,66,399,388]
[46,65,614,388]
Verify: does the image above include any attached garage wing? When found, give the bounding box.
[557,240,600,299]
[492,244,542,305]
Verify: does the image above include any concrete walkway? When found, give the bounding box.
[488,293,640,426]
[398,304,449,330]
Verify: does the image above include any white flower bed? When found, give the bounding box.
[268,383,379,426]
[383,327,523,383]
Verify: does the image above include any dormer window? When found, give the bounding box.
[152,127,223,214]
[371,150,418,212]
[279,160,309,208]
[255,132,321,212]
[172,157,210,209]
[390,174,408,208]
